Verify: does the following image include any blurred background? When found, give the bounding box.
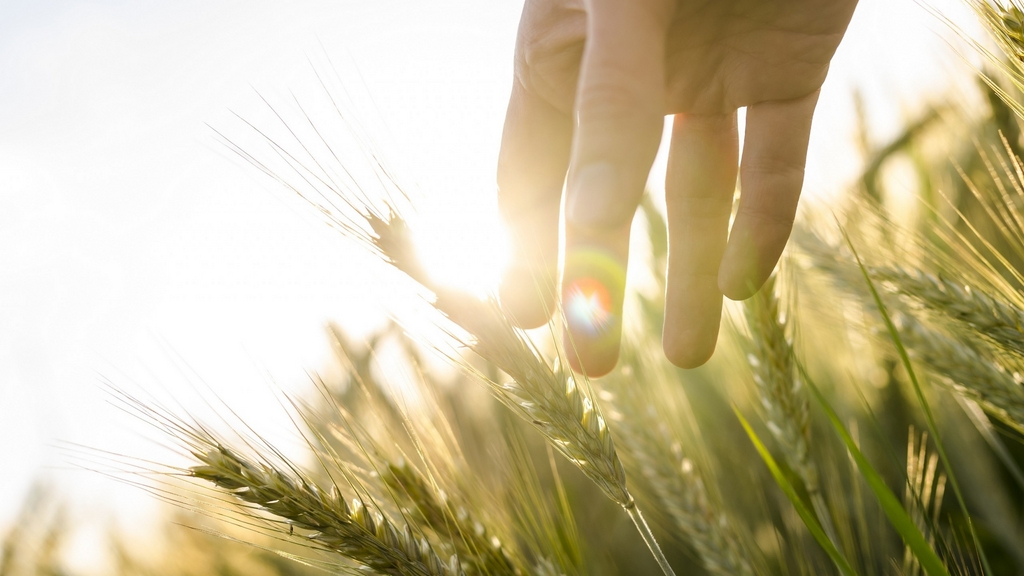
[0,0,990,572]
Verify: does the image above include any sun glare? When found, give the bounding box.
[413,208,511,299]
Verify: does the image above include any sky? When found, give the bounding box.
[0,0,986,569]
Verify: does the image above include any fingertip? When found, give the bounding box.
[560,240,627,378]
[723,92,818,300]
[661,294,722,369]
[717,226,778,301]
[564,329,620,377]
[661,111,737,371]
[496,77,570,329]
[719,280,764,301]
[662,329,717,369]
[718,264,764,301]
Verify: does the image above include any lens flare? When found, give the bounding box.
[561,245,626,343]
[565,277,613,336]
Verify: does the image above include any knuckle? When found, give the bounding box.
[667,194,735,217]
[514,6,586,105]
[497,194,559,224]
[577,75,661,122]
[574,79,664,166]
[683,113,737,136]
[743,159,805,184]
[737,205,797,232]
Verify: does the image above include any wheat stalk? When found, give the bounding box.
[669,457,753,576]
[227,102,634,509]
[961,0,1024,120]
[189,445,466,576]
[363,211,632,505]
[599,342,755,576]
[229,98,678,570]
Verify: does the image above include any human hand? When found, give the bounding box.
[497,0,858,376]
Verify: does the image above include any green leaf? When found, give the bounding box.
[733,407,859,576]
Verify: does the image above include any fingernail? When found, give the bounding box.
[567,162,622,228]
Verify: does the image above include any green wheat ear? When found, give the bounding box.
[381,458,520,576]
[743,274,838,547]
[190,445,466,576]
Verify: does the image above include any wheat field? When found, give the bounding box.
[6,1,1024,575]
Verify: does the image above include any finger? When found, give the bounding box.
[562,0,673,376]
[719,91,820,300]
[663,112,738,369]
[497,77,574,329]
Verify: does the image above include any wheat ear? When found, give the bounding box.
[599,342,754,576]
[615,405,753,576]
[901,428,947,576]
[364,210,678,575]
[381,459,521,576]
[366,212,631,505]
[190,445,466,576]
[670,457,754,576]
[798,236,1024,433]
[894,312,1024,434]
[870,265,1024,358]
[744,275,838,545]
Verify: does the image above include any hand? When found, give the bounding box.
[497,0,858,376]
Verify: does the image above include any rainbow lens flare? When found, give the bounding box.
[562,246,626,340]
[565,277,613,336]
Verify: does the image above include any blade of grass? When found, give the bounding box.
[841,225,991,575]
[842,368,959,559]
[798,368,950,576]
[732,407,858,576]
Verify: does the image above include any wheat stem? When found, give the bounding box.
[625,503,676,576]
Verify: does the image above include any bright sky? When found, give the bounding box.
[0,0,985,568]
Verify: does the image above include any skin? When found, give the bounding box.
[497,0,859,376]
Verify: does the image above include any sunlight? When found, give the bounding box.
[413,207,512,299]
[2,1,1001,572]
